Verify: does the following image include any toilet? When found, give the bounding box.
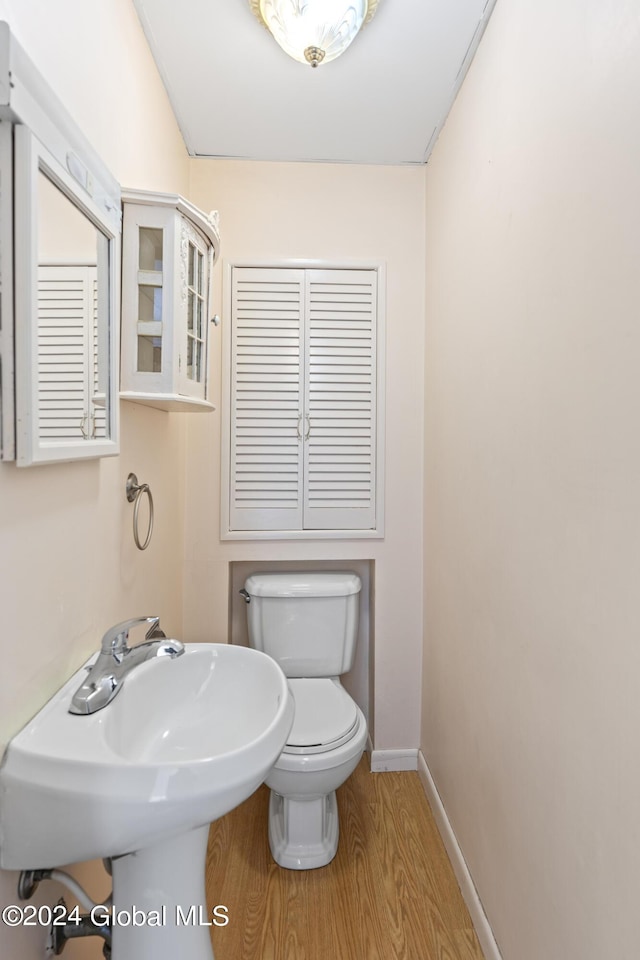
[243,571,368,870]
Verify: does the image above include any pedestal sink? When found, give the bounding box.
[0,643,294,959]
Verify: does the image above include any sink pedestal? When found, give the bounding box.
[111,825,215,960]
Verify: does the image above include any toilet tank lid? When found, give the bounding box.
[244,572,361,598]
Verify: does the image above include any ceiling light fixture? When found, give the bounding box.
[250,0,379,69]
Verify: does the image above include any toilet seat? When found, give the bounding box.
[283,679,359,755]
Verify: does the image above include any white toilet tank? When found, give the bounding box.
[244,572,361,678]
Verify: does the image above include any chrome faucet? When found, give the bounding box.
[68,617,185,715]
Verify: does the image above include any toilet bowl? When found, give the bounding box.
[243,572,367,870]
[265,678,368,869]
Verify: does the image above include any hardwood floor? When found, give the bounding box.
[206,756,485,960]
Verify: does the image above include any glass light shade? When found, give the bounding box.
[254,0,377,67]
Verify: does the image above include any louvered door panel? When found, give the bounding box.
[37,266,94,441]
[90,276,107,438]
[303,269,376,530]
[230,268,304,530]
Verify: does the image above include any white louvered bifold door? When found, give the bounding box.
[230,268,305,530]
[37,265,96,442]
[303,269,377,530]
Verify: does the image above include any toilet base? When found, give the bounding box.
[268,789,338,870]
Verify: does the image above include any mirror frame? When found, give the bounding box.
[14,127,120,464]
[0,22,121,465]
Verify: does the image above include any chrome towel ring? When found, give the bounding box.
[125,473,154,551]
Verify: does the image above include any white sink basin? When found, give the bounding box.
[0,643,294,869]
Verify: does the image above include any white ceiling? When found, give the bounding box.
[132,0,496,166]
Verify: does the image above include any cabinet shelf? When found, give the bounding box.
[119,391,215,413]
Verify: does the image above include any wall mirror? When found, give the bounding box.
[0,22,121,465]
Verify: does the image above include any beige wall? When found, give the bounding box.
[0,2,190,956]
[185,158,425,751]
[422,0,640,958]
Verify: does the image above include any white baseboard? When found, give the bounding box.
[418,750,502,960]
[370,748,419,772]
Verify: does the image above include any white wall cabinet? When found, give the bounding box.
[120,189,220,412]
[223,264,385,538]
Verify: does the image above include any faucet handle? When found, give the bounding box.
[101,617,161,659]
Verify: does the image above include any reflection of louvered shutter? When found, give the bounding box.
[37,265,97,441]
[303,270,376,530]
[91,276,106,439]
[229,266,379,533]
[230,268,304,531]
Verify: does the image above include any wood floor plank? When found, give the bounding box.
[207,756,485,960]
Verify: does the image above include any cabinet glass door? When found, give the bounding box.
[187,243,206,384]
[179,224,209,399]
[136,226,164,374]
